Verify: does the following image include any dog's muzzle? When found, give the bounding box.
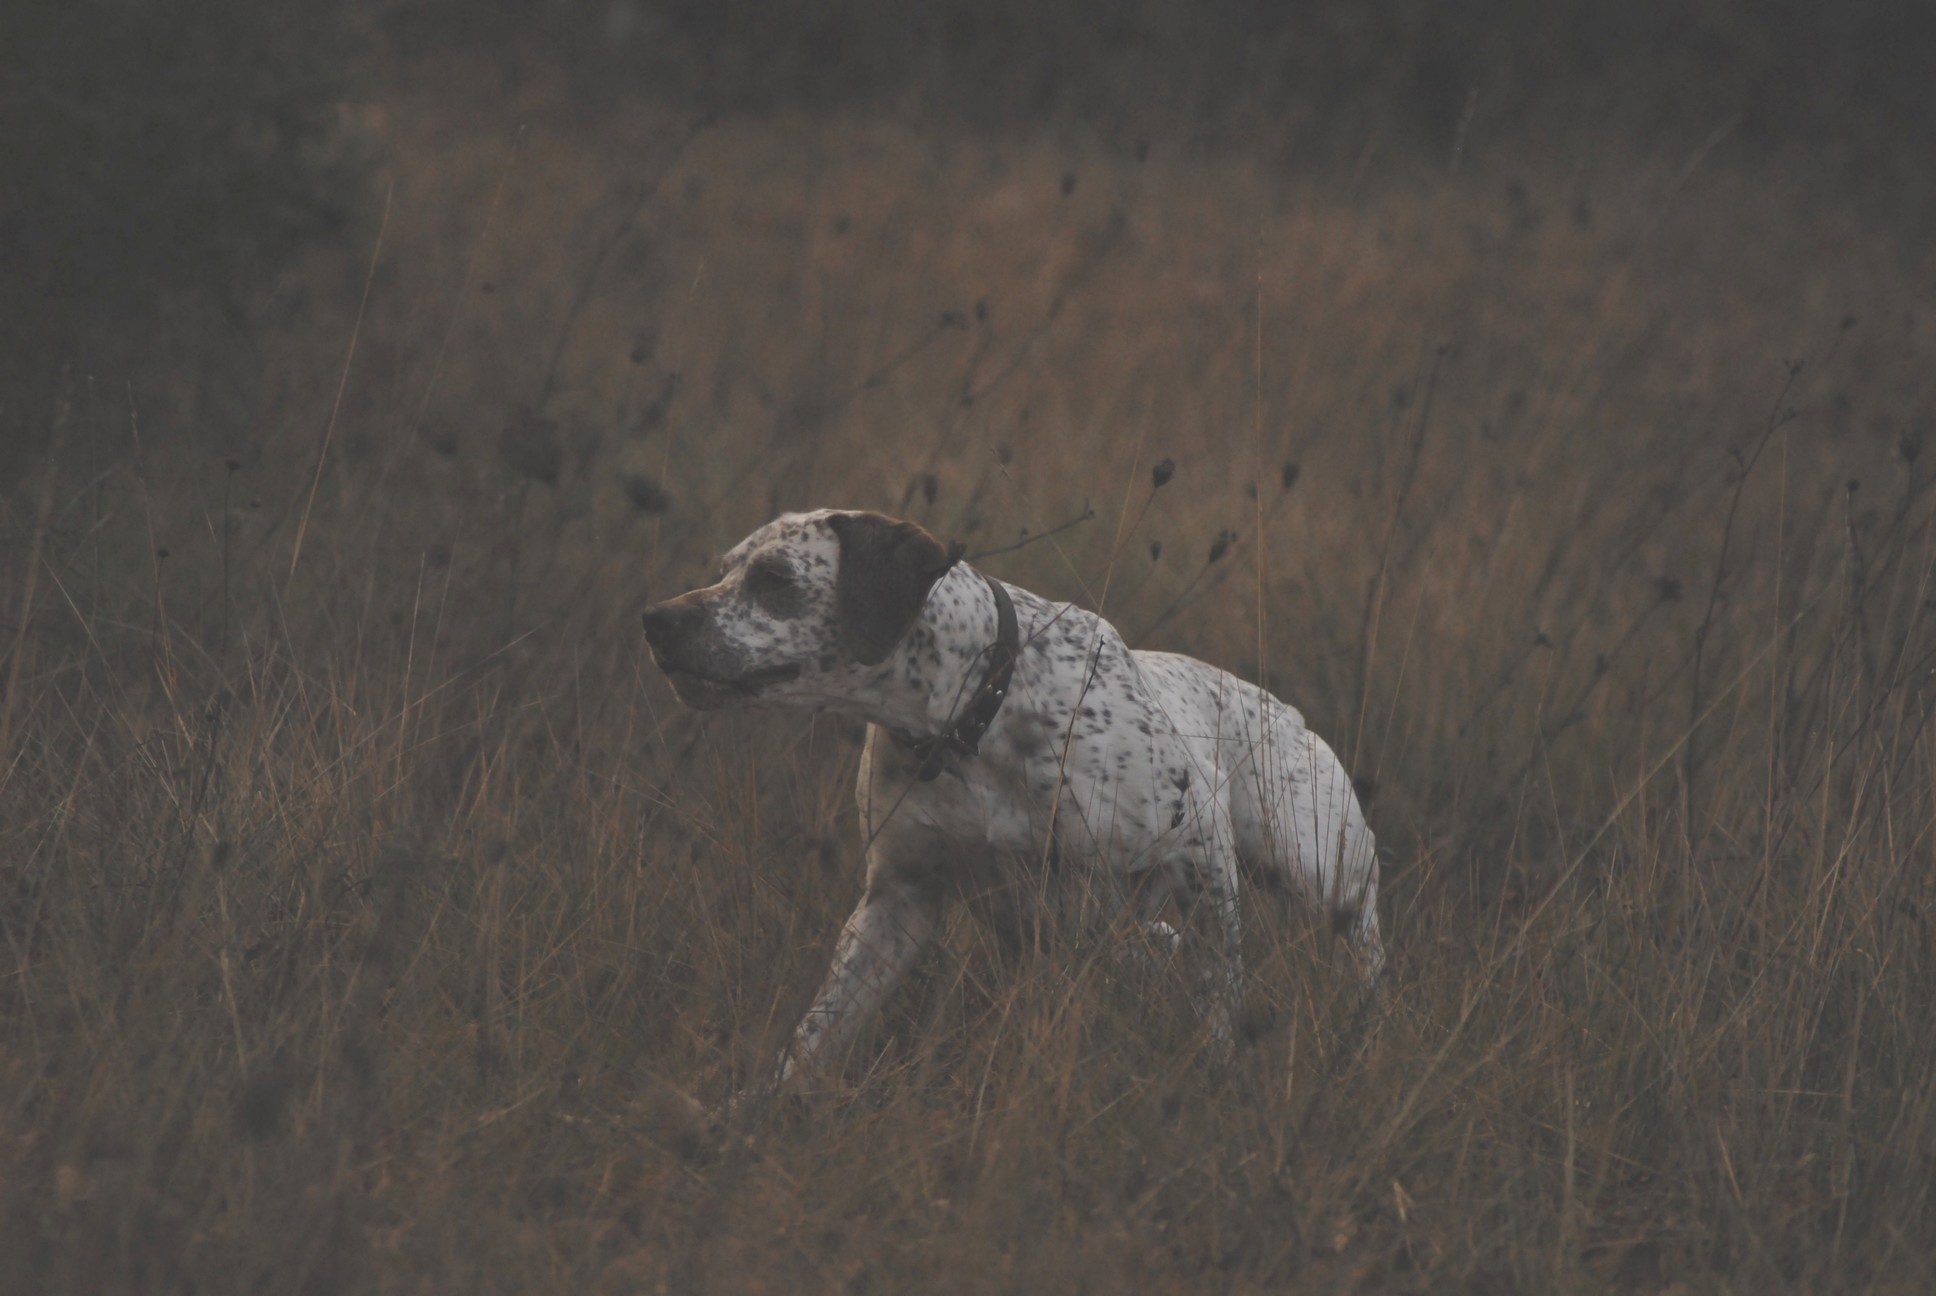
[641,599,799,708]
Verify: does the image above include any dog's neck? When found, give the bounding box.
[891,569,1018,779]
[808,563,1013,740]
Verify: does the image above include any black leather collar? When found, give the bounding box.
[899,572,1020,782]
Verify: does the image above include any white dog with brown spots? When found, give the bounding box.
[641,509,1384,1091]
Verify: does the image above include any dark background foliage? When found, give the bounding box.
[4,2,1935,1291]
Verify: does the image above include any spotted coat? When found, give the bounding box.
[641,509,1384,1088]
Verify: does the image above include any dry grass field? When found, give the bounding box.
[5,4,1935,1291]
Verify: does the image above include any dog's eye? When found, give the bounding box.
[743,556,809,617]
[744,558,795,595]
[747,561,793,592]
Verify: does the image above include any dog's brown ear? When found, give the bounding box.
[828,512,960,666]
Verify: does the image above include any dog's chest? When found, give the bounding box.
[904,705,1173,865]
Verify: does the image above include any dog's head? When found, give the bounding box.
[641,509,960,710]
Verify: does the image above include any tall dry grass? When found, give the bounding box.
[3,55,1934,1294]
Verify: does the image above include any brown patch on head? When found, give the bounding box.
[827,512,960,665]
[743,552,809,620]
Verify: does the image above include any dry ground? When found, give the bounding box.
[4,15,1935,1293]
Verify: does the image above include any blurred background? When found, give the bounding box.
[8,0,1931,779]
[5,1,1935,1290]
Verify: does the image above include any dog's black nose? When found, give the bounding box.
[641,599,701,647]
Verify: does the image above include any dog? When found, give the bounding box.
[641,509,1384,1089]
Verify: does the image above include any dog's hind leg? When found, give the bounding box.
[1170,829,1244,1058]
[1339,892,1387,996]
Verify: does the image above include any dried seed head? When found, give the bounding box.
[1151,458,1175,489]
[623,475,671,514]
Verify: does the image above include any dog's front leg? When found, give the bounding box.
[775,876,940,1090]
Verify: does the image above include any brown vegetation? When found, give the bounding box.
[4,5,1934,1290]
